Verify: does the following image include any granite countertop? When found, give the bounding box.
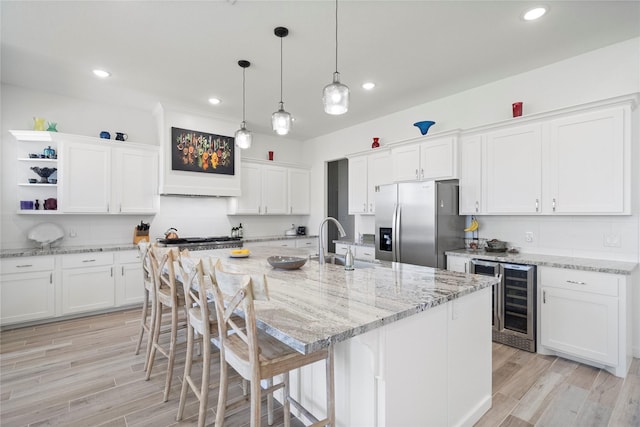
[446,249,638,275]
[0,235,318,259]
[196,246,498,354]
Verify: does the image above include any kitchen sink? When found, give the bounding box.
[309,254,377,269]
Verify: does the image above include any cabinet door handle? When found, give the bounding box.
[535,199,539,212]
[82,259,96,263]
[258,206,261,214]
[415,169,419,179]
[566,280,586,285]
[107,203,110,212]
[369,203,373,212]
[119,204,122,213]
[475,201,479,213]
[543,290,546,304]
[122,266,124,275]
[421,168,424,179]
[50,272,53,284]
[363,203,367,212]
[265,206,268,214]
[16,264,33,268]
[110,267,113,277]
[552,198,556,212]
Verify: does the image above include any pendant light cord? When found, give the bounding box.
[334,0,339,73]
[280,36,284,104]
[242,67,246,122]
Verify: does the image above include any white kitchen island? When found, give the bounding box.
[197,246,498,427]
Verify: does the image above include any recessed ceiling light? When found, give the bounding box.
[362,82,376,90]
[208,97,221,105]
[92,69,111,78]
[523,6,547,21]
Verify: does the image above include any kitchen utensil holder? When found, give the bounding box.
[133,227,150,244]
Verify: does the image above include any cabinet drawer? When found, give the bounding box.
[356,246,375,261]
[295,238,316,249]
[268,240,297,248]
[62,252,114,269]
[118,250,142,264]
[1,256,54,273]
[540,267,619,297]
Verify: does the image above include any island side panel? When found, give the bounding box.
[448,287,492,427]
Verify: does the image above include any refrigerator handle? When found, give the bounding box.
[393,204,401,262]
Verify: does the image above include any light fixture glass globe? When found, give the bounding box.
[272,102,292,135]
[235,122,252,149]
[323,72,349,115]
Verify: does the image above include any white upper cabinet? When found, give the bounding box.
[11,131,159,215]
[60,141,112,213]
[458,135,483,215]
[391,135,458,182]
[114,147,159,214]
[458,95,634,215]
[485,124,542,214]
[228,160,309,216]
[348,155,368,214]
[348,150,392,215]
[545,107,627,214]
[288,168,310,215]
[261,165,288,215]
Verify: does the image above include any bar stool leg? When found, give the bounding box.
[327,343,335,427]
[176,321,194,421]
[283,372,291,427]
[134,286,149,355]
[162,304,179,402]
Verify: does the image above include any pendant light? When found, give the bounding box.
[272,26,292,136]
[234,60,252,150]
[323,0,349,115]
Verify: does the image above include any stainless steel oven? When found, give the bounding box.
[471,259,536,352]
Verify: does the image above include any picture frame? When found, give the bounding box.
[171,127,234,175]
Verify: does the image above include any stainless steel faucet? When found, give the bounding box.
[318,217,347,265]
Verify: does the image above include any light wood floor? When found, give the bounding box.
[1,308,638,426]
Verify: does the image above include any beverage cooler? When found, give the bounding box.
[470,259,537,352]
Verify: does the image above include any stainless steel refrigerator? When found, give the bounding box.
[374,180,465,268]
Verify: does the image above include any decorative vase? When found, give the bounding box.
[46,122,58,132]
[33,117,46,131]
[371,137,380,149]
[413,120,436,135]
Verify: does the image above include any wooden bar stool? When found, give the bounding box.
[212,265,335,427]
[175,257,216,427]
[145,246,189,402]
[134,242,155,372]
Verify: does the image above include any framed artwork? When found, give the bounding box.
[171,127,234,175]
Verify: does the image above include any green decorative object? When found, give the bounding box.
[46,122,58,132]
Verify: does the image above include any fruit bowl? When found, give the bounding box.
[30,167,57,183]
[267,256,307,270]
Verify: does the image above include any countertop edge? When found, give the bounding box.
[445,249,638,275]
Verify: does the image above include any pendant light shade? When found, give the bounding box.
[272,26,292,136]
[235,60,252,150]
[323,0,349,115]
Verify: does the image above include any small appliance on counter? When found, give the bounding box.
[285,224,297,237]
[296,226,306,236]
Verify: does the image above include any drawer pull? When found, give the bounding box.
[566,280,586,285]
[16,264,34,268]
[82,259,97,263]
[50,273,53,284]
[543,290,546,303]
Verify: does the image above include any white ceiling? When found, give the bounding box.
[2,1,639,140]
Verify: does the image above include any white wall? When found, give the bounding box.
[1,84,308,249]
[302,38,640,355]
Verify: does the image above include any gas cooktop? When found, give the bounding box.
[156,236,242,248]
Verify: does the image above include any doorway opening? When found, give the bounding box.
[326,158,354,254]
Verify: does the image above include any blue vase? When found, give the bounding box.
[413,121,436,135]
[100,131,111,139]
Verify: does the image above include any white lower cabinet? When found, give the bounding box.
[0,256,56,325]
[61,252,115,315]
[116,250,144,306]
[539,266,630,377]
[446,255,469,273]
